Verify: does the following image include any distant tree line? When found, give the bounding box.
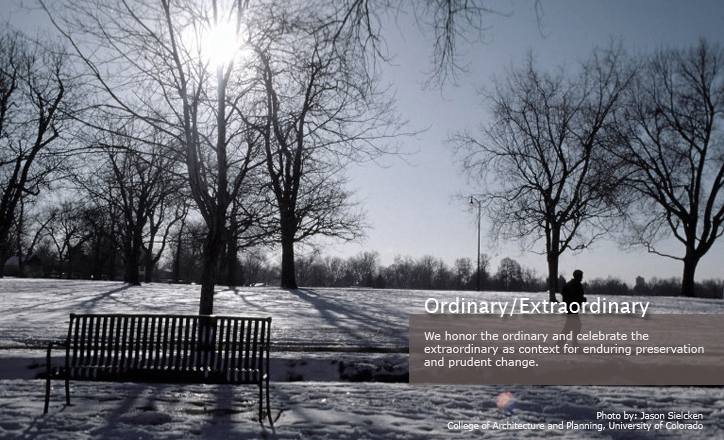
[292,252,547,291]
[292,251,722,298]
[586,277,723,300]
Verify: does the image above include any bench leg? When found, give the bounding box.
[44,342,53,414]
[42,342,70,413]
[44,375,51,414]
[265,378,272,426]
[258,382,263,423]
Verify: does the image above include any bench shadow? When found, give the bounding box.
[93,383,277,437]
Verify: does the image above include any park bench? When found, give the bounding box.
[44,313,272,424]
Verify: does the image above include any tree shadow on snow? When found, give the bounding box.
[73,283,135,314]
[287,288,408,349]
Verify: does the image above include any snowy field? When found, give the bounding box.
[1,278,723,439]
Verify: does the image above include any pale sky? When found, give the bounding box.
[328,0,724,285]
[4,0,723,285]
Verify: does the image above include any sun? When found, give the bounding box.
[201,21,239,67]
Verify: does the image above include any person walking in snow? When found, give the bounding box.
[562,269,586,313]
[560,269,586,348]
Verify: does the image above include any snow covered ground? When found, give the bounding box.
[1,278,723,439]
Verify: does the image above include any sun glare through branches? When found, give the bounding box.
[200,20,240,68]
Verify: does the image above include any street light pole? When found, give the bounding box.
[469,196,481,291]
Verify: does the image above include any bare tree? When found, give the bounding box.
[346,251,380,287]
[242,4,543,282]
[0,29,71,276]
[43,0,265,314]
[452,257,472,289]
[79,203,120,280]
[220,168,276,287]
[454,47,633,301]
[250,6,397,289]
[495,257,523,291]
[613,40,724,297]
[36,200,94,278]
[76,123,185,285]
[142,183,187,283]
[170,216,207,284]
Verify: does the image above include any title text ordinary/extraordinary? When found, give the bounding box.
[424,297,650,317]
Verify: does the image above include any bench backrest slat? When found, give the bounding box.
[64,314,271,385]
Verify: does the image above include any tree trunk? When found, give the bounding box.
[547,256,559,302]
[199,254,217,315]
[123,249,141,285]
[107,246,117,281]
[0,248,6,278]
[681,251,698,297]
[197,63,231,315]
[198,226,224,315]
[280,233,297,289]
[107,218,117,281]
[223,234,240,287]
[173,235,182,283]
[123,227,143,286]
[91,237,103,280]
[546,225,561,302]
[144,236,155,283]
[144,257,154,283]
[278,207,298,289]
[66,253,73,279]
[17,200,25,277]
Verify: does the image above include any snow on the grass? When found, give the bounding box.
[5,381,722,440]
[1,278,723,439]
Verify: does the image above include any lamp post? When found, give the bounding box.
[469,196,481,291]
